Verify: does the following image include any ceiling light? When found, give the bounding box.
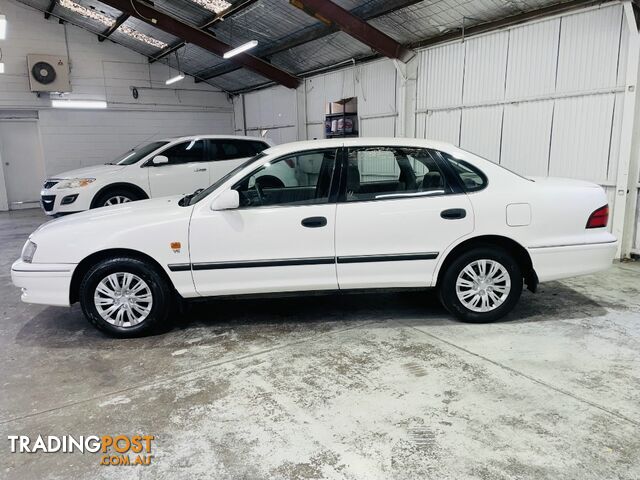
[190,0,231,14]
[223,40,258,59]
[51,100,108,109]
[58,0,167,49]
[165,74,185,85]
[0,15,6,40]
[0,63,4,74]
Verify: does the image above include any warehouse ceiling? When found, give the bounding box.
[18,0,587,93]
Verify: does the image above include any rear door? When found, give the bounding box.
[335,146,474,289]
[208,139,269,182]
[146,139,209,197]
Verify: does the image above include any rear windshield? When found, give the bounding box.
[113,141,169,166]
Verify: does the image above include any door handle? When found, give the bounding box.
[441,208,466,220]
[301,216,327,228]
[194,167,207,172]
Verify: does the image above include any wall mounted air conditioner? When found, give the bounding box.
[26,54,71,93]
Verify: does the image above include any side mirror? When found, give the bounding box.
[211,189,239,211]
[151,155,169,166]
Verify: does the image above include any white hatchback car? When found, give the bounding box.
[13,138,617,337]
[39,135,274,216]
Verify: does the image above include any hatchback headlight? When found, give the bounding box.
[21,240,37,263]
[57,178,96,189]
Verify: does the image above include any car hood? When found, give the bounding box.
[49,164,127,180]
[34,195,186,235]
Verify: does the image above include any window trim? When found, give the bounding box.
[337,146,463,204]
[230,147,341,210]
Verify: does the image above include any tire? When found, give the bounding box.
[439,246,522,323]
[79,257,173,337]
[92,188,140,208]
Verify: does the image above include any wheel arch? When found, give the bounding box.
[69,248,176,304]
[90,183,149,208]
[435,235,538,292]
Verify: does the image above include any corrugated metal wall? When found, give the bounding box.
[304,59,398,140]
[415,4,626,191]
[233,86,298,144]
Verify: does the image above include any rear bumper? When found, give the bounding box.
[529,240,617,282]
[11,259,75,307]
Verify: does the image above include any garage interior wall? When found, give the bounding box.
[0,0,234,210]
[234,2,640,258]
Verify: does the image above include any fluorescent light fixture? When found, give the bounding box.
[0,63,4,74]
[0,15,6,40]
[165,74,185,85]
[223,40,258,59]
[51,100,108,109]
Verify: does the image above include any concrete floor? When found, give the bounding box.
[1,209,639,480]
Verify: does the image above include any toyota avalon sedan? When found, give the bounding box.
[12,138,617,337]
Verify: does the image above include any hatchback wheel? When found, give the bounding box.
[439,246,522,323]
[79,257,172,337]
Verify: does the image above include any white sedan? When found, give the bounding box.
[12,138,617,337]
[39,135,273,216]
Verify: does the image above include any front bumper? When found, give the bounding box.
[40,187,91,215]
[529,240,618,282]
[11,259,76,307]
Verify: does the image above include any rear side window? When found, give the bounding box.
[212,140,266,160]
[345,146,451,201]
[441,153,487,192]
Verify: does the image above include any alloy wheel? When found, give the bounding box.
[103,195,131,206]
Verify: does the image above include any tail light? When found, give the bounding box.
[586,205,608,229]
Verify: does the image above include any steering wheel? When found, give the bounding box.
[253,182,265,205]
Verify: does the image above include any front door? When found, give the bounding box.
[146,139,210,197]
[335,146,474,289]
[189,148,340,296]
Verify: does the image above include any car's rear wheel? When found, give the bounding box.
[79,257,172,337]
[439,246,522,323]
[93,188,139,208]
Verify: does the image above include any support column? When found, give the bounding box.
[612,2,640,258]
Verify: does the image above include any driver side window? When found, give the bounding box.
[160,140,205,164]
[233,149,337,208]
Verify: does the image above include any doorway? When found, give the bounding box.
[0,118,46,210]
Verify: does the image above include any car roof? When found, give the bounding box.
[262,137,457,156]
[158,135,273,143]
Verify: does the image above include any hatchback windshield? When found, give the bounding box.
[112,141,169,166]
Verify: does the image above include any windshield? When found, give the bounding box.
[112,141,169,166]
[186,153,266,206]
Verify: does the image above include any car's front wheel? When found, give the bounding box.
[439,246,522,323]
[93,188,139,208]
[79,257,172,337]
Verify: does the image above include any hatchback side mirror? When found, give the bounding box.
[151,155,169,166]
[211,189,239,211]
